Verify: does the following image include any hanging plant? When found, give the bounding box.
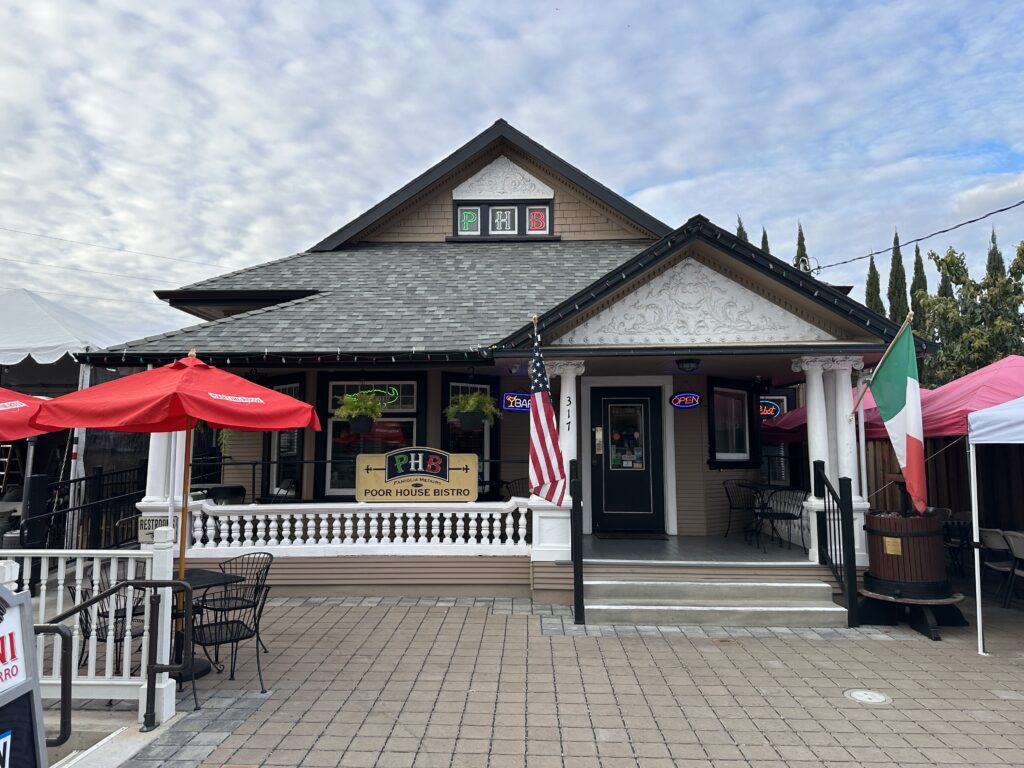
[216,428,234,456]
[335,391,385,434]
[445,391,501,431]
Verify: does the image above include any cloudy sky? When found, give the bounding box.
[3,1,1023,344]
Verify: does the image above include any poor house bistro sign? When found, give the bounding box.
[356,448,479,502]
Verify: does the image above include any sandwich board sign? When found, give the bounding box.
[356,448,478,502]
[0,580,47,768]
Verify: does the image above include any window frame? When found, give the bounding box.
[706,377,762,470]
[260,373,306,500]
[451,200,556,239]
[441,373,502,500]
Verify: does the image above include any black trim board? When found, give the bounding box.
[309,119,672,251]
[259,373,307,499]
[440,373,502,500]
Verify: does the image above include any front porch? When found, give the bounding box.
[583,532,812,565]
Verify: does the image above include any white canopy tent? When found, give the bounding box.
[967,394,1024,655]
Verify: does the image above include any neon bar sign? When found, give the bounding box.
[670,392,701,409]
[759,399,782,419]
[502,392,531,412]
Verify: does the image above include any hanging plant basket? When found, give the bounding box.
[458,410,485,431]
[349,415,373,434]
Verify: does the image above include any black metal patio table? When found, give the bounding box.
[173,568,245,681]
[738,481,787,551]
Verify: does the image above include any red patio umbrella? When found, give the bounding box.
[0,387,50,441]
[31,353,321,578]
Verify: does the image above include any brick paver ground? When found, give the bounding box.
[126,594,1024,768]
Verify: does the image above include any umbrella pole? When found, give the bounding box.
[969,442,987,655]
[178,421,193,582]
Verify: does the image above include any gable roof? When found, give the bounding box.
[84,240,651,363]
[309,119,672,251]
[494,215,937,354]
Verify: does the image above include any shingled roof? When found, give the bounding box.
[90,240,650,362]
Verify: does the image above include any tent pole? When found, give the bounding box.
[856,375,868,498]
[178,420,193,582]
[969,441,987,655]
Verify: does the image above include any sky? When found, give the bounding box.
[2,1,1023,344]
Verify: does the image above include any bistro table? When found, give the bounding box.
[738,481,784,549]
[173,568,246,682]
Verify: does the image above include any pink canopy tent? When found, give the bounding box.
[762,388,886,443]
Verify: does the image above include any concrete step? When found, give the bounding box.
[583,578,847,627]
[584,579,834,602]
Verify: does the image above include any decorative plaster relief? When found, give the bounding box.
[453,156,554,200]
[555,257,835,346]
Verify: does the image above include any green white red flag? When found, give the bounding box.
[868,319,927,512]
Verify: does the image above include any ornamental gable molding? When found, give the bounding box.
[453,155,554,200]
[553,257,836,346]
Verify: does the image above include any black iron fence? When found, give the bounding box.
[20,463,148,549]
[812,459,860,627]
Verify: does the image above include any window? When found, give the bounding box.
[270,383,301,496]
[453,202,553,237]
[447,382,492,490]
[713,387,750,461]
[326,381,418,495]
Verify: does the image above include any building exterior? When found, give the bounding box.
[85,120,931,607]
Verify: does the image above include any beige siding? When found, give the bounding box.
[362,145,653,243]
[220,429,265,502]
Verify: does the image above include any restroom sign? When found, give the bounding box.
[356,448,478,502]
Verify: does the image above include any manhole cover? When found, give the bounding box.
[844,689,891,704]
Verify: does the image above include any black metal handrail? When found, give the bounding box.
[46,578,193,731]
[33,624,72,746]
[570,459,585,625]
[812,460,860,627]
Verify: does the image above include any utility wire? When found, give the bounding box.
[0,254,176,284]
[0,225,220,267]
[5,287,166,306]
[815,198,1024,272]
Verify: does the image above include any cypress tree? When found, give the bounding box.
[794,223,810,272]
[760,227,770,254]
[865,255,885,315]
[736,216,749,242]
[910,244,928,332]
[886,230,909,322]
[985,229,1005,279]
[937,269,953,298]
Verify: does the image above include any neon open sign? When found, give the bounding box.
[759,399,782,419]
[502,392,530,411]
[670,392,701,409]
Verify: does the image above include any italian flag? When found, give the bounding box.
[869,320,927,513]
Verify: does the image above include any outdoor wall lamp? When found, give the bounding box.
[675,358,701,373]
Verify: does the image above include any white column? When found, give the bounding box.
[793,357,829,479]
[547,360,585,508]
[142,433,170,504]
[827,356,864,498]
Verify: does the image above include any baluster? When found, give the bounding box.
[256,515,267,546]
[193,511,204,549]
[442,511,453,544]
[104,557,117,679]
[36,557,49,675]
[123,558,136,678]
[343,513,354,544]
[491,511,502,546]
[204,512,216,548]
[414,511,425,543]
[51,558,66,677]
[305,514,317,545]
[71,558,83,676]
[219,514,230,548]
[330,513,342,545]
[455,512,466,544]
[479,512,491,544]
[381,511,392,544]
[87,557,100,678]
[280,514,293,546]
[317,514,329,545]
[468,511,479,544]
[243,516,255,546]
[431,511,441,543]
[230,515,241,547]
[505,507,515,544]
[517,508,528,544]
[368,513,378,544]
[355,512,366,544]
[267,514,279,546]
[139,568,151,679]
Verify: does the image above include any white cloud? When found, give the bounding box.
[1,0,1023,342]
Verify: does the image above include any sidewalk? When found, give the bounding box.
[126,595,1024,768]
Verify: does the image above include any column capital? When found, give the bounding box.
[824,355,864,372]
[546,360,585,378]
[791,356,829,374]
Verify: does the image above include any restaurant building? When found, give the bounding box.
[86,120,928,617]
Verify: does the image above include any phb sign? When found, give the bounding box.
[356,448,478,502]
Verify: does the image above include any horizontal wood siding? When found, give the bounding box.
[673,375,706,535]
[221,430,264,502]
[531,562,573,592]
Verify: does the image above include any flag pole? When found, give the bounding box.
[851,310,914,416]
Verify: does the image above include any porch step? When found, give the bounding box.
[583,578,847,627]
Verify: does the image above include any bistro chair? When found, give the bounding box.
[271,477,295,503]
[979,528,1014,597]
[723,480,756,539]
[940,509,969,577]
[500,477,530,501]
[754,489,808,554]
[207,485,246,505]
[213,552,273,652]
[67,568,146,672]
[192,584,269,693]
[1000,531,1024,608]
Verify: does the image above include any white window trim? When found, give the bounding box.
[456,206,481,236]
[270,384,301,496]
[488,206,517,235]
[525,205,550,235]
[714,386,750,461]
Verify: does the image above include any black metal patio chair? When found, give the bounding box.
[211,553,273,652]
[753,488,808,554]
[723,479,756,539]
[66,569,146,672]
[193,583,269,693]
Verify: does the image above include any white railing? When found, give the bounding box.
[0,527,176,722]
[189,499,531,556]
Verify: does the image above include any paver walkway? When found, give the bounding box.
[127,595,1024,768]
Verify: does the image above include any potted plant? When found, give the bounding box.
[445,391,501,432]
[335,391,384,434]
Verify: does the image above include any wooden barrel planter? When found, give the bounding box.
[863,512,951,599]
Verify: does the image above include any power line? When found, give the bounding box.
[0,225,220,267]
[0,254,177,284]
[6,287,167,306]
[815,198,1024,272]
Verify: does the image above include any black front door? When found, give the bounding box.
[590,387,664,533]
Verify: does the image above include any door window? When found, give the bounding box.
[607,404,645,471]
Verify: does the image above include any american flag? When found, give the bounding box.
[529,330,566,506]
